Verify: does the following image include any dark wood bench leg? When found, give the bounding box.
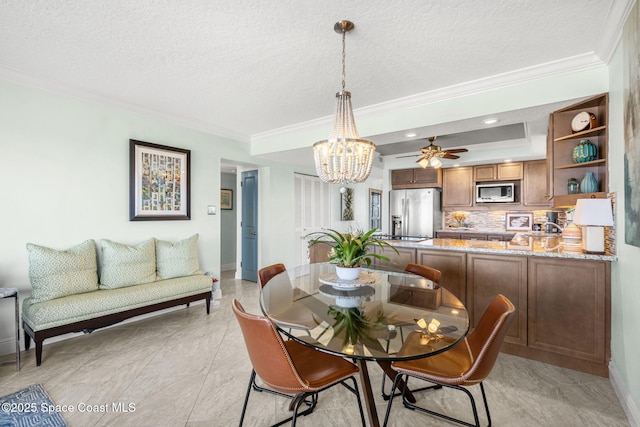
[205,296,211,314]
[24,330,31,350]
[35,339,43,366]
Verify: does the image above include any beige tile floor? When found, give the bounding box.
[0,271,631,427]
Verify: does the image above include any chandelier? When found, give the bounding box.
[313,20,376,184]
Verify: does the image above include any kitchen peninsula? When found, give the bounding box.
[377,236,614,377]
[309,236,614,377]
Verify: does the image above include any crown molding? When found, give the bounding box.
[595,0,636,64]
[251,53,607,145]
[0,66,251,143]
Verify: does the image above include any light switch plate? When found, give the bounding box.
[207,205,216,215]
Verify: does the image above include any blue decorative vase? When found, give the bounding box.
[580,172,598,193]
[572,140,597,163]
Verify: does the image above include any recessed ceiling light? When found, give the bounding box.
[483,118,498,125]
[405,132,417,138]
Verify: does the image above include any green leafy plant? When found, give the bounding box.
[327,305,382,346]
[309,228,399,268]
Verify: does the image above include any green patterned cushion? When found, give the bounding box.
[99,238,157,289]
[26,240,99,304]
[156,234,201,279]
[22,274,212,331]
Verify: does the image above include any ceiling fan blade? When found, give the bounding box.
[396,154,421,158]
[444,148,469,154]
[442,154,461,159]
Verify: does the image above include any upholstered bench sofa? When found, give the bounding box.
[22,234,212,366]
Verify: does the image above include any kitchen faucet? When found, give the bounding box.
[543,222,563,233]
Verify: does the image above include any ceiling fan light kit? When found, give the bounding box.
[408,136,468,168]
[313,20,376,184]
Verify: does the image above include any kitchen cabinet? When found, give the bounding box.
[436,231,461,239]
[373,246,416,271]
[388,241,611,376]
[416,249,467,306]
[391,168,442,189]
[527,257,609,375]
[474,162,523,181]
[467,253,528,347]
[548,93,608,207]
[442,167,474,208]
[389,284,442,310]
[522,159,552,207]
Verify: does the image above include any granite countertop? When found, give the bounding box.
[382,235,617,262]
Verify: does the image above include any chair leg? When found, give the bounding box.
[340,376,367,427]
[397,378,491,427]
[239,370,256,427]
[382,373,403,427]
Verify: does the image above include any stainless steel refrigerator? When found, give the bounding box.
[389,188,442,238]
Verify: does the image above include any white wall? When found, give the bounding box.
[0,79,300,355]
[608,6,640,423]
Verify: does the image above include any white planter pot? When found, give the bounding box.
[335,266,361,281]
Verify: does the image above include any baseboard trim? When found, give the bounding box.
[609,361,640,427]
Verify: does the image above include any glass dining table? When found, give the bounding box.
[260,263,469,427]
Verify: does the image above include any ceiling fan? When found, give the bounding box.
[398,136,469,168]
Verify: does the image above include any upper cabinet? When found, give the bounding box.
[391,167,442,189]
[442,167,474,208]
[522,160,552,208]
[474,162,523,181]
[548,93,608,207]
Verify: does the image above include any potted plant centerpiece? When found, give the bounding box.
[309,228,399,280]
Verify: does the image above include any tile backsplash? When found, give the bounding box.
[442,192,616,255]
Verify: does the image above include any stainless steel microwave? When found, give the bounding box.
[475,183,515,203]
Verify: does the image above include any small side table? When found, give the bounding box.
[0,288,20,371]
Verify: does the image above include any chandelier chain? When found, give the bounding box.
[341,29,346,91]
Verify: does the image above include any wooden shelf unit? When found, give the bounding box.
[548,94,608,207]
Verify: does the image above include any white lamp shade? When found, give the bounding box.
[572,198,614,226]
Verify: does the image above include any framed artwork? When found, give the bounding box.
[623,1,640,248]
[505,213,533,231]
[340,187,354,221]
[221,189,233,210]
[129,139,190,221]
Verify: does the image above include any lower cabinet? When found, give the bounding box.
[416,249,467,306]
[466,253,528,347]
[527,257,610,375]
[373,246,416,271]
[415,249,610,377]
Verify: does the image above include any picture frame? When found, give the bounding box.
[129,139,190,221]
[505,213,533,231]
[221,189,233,210]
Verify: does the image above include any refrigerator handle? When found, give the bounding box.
[404,198,409,236]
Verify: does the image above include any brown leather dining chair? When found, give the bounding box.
[380,263,444,399]
[383,294,516,427]
[405,263,442,285]
[232,299,366,427]
[258,263,286,288]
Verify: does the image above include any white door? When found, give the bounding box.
[294,174,332,265]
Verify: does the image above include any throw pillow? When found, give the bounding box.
[156,234,201,279]
[99,238,157,289]
[26,240,99,304]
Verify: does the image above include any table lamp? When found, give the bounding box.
[572,198,614,254]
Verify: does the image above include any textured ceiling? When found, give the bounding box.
[0,0,631,159]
